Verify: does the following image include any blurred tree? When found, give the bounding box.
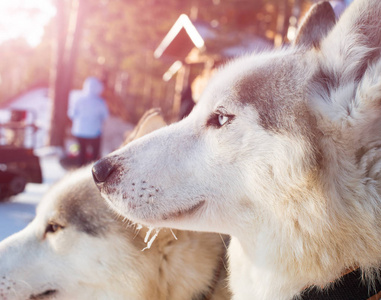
[72,0,313,123]
[0,0,314,138]
[49,0,88,147]
[0,37,52,106]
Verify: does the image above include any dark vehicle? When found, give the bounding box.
[0,109,42,201]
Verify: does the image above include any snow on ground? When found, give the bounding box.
[0,88,133,242]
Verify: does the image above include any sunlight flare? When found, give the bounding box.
[0,0,56,47]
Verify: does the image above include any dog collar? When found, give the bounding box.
[299,268,381,300]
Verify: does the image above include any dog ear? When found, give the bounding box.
[307,0,381,165]
[293,1,336,48]
[308,0,381,121]
[122,108,167,145]
[318,0,381,91]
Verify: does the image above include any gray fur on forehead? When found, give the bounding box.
[233,56,311,134]
[56,175,114,236]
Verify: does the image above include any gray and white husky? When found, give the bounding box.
[93,0,381,299]
[0,110,229,300]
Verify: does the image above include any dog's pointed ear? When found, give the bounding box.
[122,108,167,145]
[308,0,381,150]
[309,0,381,120]
[293,1,336,48]
[318,0,381,87]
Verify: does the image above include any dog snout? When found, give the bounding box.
[92,157,116,184]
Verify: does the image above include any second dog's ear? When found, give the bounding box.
[122,108,167,146]
[293,1,336,48]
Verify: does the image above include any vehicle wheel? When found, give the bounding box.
[9,176,27,194]
[0,184,10,202]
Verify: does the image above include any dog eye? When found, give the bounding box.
[45,222,64,235]
[218,114,229,126]
[206,113,235,128]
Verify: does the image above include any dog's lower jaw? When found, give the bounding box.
[29,289,58,299]
[101,189,206,225]
[162,201,205,221]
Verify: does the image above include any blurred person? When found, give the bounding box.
[68,77,109,166]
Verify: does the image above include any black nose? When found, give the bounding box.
[92,157,116,184]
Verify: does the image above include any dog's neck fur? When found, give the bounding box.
[229,130,381,300]
[131,225,228,300]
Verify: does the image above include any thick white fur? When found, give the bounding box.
[95,0,381,299]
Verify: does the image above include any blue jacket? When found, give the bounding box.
[68,77,109,138]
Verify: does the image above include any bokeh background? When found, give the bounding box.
[0,0,349,146]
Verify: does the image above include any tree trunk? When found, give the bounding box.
[49,0,87,147]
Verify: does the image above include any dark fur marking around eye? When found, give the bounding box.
[234,62,323,169]
[44,223,64,237]
[235,69,289,133]
[63,187,109,237]
[67,209,102,236]
[206,113,221,128]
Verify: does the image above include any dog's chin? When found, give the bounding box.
[100,192,126,216]
[101,191,205,225]
[161,200,205,221]
[29,289,58,299]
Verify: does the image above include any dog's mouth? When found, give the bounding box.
[162,200,205,220]
[29,289,58,299]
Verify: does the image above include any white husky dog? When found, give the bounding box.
[0,109,230,300]
[93,0,381,299]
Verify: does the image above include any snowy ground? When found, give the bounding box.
[0,88,133,242]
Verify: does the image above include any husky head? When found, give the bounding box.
[93,0,381,268]
[0,167,148,300]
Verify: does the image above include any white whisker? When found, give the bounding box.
[170,228,178,240]
[142,228,160,251]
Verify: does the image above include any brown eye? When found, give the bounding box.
[45,223,64,235]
